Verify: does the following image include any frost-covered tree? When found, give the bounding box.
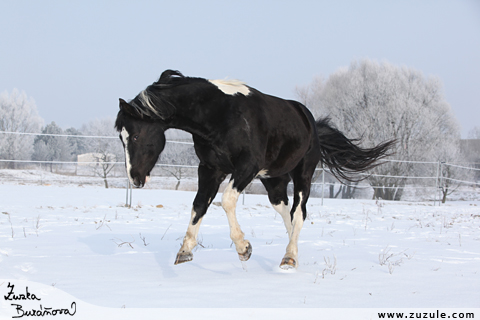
[297,59,461,200]
[65,127,88,159]
[82,118,122,156]
[468,126,480,140]
[464,126,480,182]
[0,89,43,168]
[32,121,72,171]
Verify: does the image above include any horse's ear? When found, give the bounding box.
[119,98,141,118]
[119,98,127,108]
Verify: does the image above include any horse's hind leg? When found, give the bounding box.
[280,190,305,269]
[175,164,225,265]
[280,160,318,269]
[261,175,292,237]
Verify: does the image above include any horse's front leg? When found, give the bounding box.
[222,180,253,261]
[174,164,225,265]
[174,209,203,264]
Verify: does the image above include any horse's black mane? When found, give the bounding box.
[153,70,208,88]
[126,70,205,121]
[155,69,186,86]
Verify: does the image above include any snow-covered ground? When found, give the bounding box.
[1,173,479,318]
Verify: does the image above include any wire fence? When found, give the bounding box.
[1,131,479,205]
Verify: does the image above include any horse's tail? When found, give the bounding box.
[316,117,395,182]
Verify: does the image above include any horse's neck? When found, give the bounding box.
[166,105,211,141]
[163,85,219,141]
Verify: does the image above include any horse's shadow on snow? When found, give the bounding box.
[78,232,264,278]
[78,233,179,279]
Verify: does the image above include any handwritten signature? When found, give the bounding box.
[4,282,76,318]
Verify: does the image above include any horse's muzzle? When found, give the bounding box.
[132,175,150,188]
[132,177,145,188]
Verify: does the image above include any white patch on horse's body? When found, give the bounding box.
[222,180,250,255]
[256,169,269,178]
[209,79,250,96]
[121,127,133,184]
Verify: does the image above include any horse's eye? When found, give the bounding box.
[133,135,139,141]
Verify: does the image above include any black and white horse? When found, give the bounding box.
[115,70,393,269]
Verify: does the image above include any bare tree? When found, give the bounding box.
[162,165,186,190]
[157,129,198,189]
[90,151,117,189]
[82,118,123,188]
[0,89,43,168]
[297,59,461,200]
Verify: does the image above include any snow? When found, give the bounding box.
[1,173,479,318]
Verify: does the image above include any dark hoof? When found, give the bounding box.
[238,242,253,261]
[174,252,193,265]
[280,257,296,269]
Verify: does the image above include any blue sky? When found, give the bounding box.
[1,0,479,137]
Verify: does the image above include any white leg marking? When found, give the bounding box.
[121,127,133,184]
[272,201,292,237]
[178,209,203,255]
[283,192,304,267]
[222,181,250,255]
[209,79,251,96]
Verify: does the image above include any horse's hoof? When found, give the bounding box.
[279,257,296,269]
[174,252,193,265]
[238,242,253,261]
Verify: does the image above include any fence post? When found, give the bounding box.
[434,161,440,206]
[321,162,325,206]
[126,179,129,207]
[130,181,133,207]
[439,161,445,204]
[126,179,133,208]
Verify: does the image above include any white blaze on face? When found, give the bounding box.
[121,127,133,184]
[209,79,250,96]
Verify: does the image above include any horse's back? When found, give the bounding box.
[241,90,318,176]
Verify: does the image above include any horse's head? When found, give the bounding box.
[115,98,166,188]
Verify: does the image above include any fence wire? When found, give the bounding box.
[1,131,479,203]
